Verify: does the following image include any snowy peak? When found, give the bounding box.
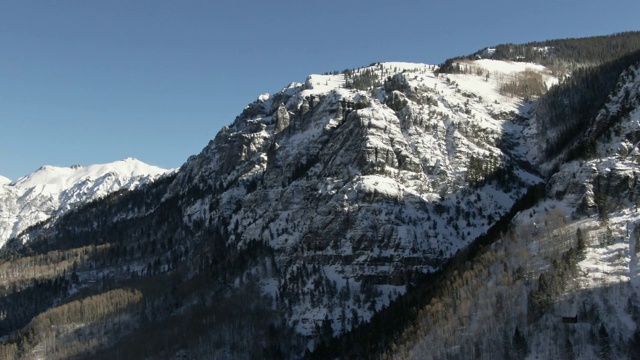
[0,175,10,186]
[13,157,167,191]
[0,158,171,248]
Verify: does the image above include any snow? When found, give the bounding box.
[151,57,561,344]
[518,64,640,359]
[258,93,270,102]
[472,59,549,75]
[522,207,640,359]
[304,74,345,94]
[573,210,640,292]
[481,47,496,57]
[0,158,171,248]
[358,175,403,199]
[0,175,10,185]
[12,157,166,193]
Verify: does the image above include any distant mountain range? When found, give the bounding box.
[0,158,170,248]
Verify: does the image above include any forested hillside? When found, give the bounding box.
[439,31,640,75]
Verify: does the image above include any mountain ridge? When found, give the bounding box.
[0,157,171,248]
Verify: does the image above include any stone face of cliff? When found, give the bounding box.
[161,61,548,335]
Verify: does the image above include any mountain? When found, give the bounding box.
[1,33,640,359]
[1,59,549,359]
[0,158,170,249]
[367,49,640,360]
[162,59,548,339]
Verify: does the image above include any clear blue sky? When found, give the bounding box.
[1,0,639,180]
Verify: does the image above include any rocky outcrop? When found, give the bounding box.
[274,103,290,134]
[548,63,640,216]
[385,90,408,111]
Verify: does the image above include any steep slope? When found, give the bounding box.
[166,60,549,337]
[549,62,640,214]
[0,158,170,248]
[384,54,640,360]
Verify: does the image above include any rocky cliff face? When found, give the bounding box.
[549,63,640,215]
[161,61,550,335]
[386,59,640,360]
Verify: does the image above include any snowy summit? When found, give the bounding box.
[0,175,11,186]
[0,158,171,248]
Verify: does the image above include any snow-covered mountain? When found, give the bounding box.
[384,58,640,360]
[0,158,170,248]
[3,35,640,358]
[2,59,552,357]
[158,59,557,339]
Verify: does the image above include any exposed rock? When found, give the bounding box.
[275,103,290,134]
[385,90,409,111]
[300,97,310,121]
[163,61,547,339]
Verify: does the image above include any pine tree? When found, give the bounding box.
[512,326,529,360]
[561,338,575,360]
[628,329,640,360]
[595,192,609,225]
[576,227,587,259]
[597,323,612,360]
